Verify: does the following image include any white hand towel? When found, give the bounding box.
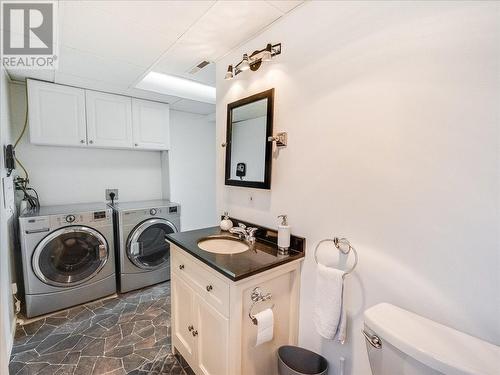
[254,308,274,346]
[313,263,347,343]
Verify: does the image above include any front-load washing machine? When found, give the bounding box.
[18,203,116,318]
[109,200,180,293]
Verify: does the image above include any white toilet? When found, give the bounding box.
[363,303,500,375]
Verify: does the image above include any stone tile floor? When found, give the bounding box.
[9,282,192,375]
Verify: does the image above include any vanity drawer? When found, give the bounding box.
[172,246,230,317]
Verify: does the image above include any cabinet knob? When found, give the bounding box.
[80,140,85,143]
[206,285,213,292]
[192,330,198,337]
[89,140,94,144]
[135,143,139,147]
[179,264,184,270]
[188,325,194,332]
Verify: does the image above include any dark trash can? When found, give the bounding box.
[278,346,329,375]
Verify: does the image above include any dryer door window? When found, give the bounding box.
[127,218,177,270]
[32,226,109,287]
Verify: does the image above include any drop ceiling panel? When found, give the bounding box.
[170,98,215,115]
[55,71,130,92]
[57,47,145,85]
[88,1,216,38]
[54,71,180,104]
[60,1,214,39]
[266,0,303,13]
[152,1,284,84]
[60,3,178,68]
[7,69,55,83]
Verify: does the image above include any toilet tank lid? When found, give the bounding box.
[364,303,500,375]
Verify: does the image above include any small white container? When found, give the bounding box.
[220,212,233,231]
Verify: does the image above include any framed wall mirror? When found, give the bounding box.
[225,89,274,189]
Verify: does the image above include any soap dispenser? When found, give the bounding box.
[277,214,291,255]
[220,212,233,231]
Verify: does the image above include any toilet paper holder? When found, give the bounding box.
[249,287,275,325]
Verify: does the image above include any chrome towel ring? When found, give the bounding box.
[314,237,358,279]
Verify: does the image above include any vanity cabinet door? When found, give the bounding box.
[85,91,133,148]
[27,79,87,147]
[172,274,196,365]
[194,294,229,375]
[132,98,170,150]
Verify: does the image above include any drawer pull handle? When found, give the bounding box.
[192,330,198,337]
[206,285,213,292]
[179,264,185,270]
[188,325,194,332]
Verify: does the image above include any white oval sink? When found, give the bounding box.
[197,236,249,254]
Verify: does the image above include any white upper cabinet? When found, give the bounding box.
[85,91,133,149]
[28,79,87,147]
[132,98,170,150]
[27,80,170,151]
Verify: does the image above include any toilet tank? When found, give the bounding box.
[363,303,500,375]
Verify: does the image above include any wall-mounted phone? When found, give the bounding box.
[4,144,15,177]
[236,162,246,180]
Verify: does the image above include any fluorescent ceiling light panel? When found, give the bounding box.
[136,72,215,104]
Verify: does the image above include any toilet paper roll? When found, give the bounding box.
[255,308,274,346]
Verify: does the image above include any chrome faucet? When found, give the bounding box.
[229,223,258,244]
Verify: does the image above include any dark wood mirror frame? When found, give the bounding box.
[224,88,274,190]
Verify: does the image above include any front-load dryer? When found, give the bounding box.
[18,203,116,318]
[109,200,180,293]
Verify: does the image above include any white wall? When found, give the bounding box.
[216,2,500,374]
[9,82,163,206]
[169,110,217,231]
[0,67,15,372]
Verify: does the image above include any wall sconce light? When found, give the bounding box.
[225,43,282,80]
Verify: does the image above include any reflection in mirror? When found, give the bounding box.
[230,99,267,182]
[225,89,274,189]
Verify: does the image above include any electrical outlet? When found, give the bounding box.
[105,189,119,201]
[11,283,17,295]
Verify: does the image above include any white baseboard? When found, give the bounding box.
[7,316,16,358]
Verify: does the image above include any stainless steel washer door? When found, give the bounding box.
[126,218,177,270]
[32,226,109,287]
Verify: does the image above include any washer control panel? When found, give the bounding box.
[53,214,84,226]
[93,211,107,220]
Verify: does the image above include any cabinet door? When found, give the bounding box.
[172,273,196,365]
[27,80,87,147]
[194,294,229,375]
[85,91,133,148]
[132,98,170,150]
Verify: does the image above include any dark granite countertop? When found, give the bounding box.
[166,226,305,281]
